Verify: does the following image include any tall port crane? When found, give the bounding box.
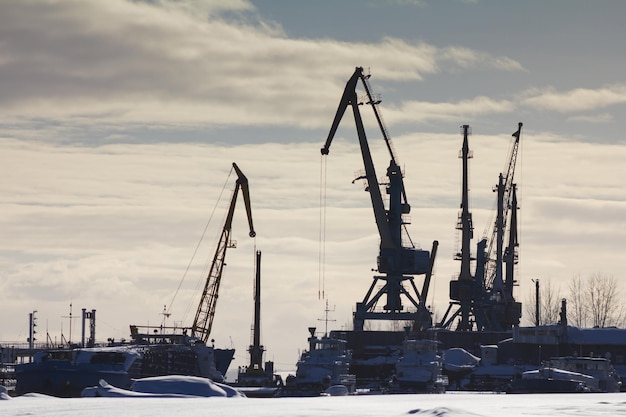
[483,123,523,298]
[441,125,477,331]
[321,67,435,332]
[439,123,522,331]
[191,163,256,343]
[475,122,523,331]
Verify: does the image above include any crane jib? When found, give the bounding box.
[191,162,256,343]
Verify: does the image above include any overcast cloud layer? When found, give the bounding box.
[1,0,626,374]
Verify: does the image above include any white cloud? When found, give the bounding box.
[0,0,525,133]
[384,96,515,124]
[440,47,526,72]
[568,113,614,123]
[153,0,255,16]
[522,85,626,113]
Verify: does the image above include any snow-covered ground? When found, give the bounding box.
[3,377,626,416]
[3,390,626,417]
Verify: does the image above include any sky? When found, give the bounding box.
[2,0,626,375]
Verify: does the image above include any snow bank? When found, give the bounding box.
[1,385,11,400]
[81,376,244,398]
[81,381,172,398]
[131,375,243,397]
[442,348,480,372]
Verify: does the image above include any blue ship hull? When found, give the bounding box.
[214,348,235,377]
[507,378,589,394]
[15,360,132,397]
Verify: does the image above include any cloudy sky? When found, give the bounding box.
[2,0,626,374]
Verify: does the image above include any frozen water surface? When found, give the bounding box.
[3,391,626,417]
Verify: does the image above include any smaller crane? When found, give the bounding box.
[237,250,279,388]
[191,163,255,343]
[247,250,264,376]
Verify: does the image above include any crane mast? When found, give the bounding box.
[191,163,255,343]
[483,123,522,295]
[444,125,477,331]
[321,67,434,331]
[249,251,263,371]
[439,123,522,332]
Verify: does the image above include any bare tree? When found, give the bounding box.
[568,274,588,327]
[524,278,561,326]
[588,273,623,327]
[568,273,624,328]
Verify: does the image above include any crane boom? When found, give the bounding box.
[321,66,394,249]
[191,163,255,343]
[233,163,255,235]
[359,73,410,206]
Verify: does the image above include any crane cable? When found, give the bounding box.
[319,154,328,300]
[168,166,234,324]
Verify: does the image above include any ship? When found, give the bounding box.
[507,356,621,393]
[14,325,227,397]
[508,366,597,393]
[129,325,234,379]
[14,346,139,397]
[391,338,447,393]
[282,327,355,396]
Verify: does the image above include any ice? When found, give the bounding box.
[3,388,626,417]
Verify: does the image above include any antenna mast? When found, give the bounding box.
[318,299,336,336]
